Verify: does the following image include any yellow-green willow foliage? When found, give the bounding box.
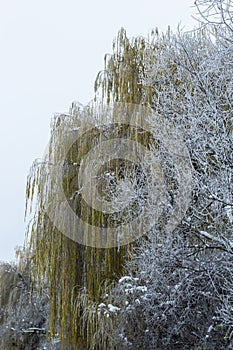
[95,28,153,105]
[26,107,162,348]
[24,28,160,349]
[26,112,128,348]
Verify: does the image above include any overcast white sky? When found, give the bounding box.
[0,0,197,262]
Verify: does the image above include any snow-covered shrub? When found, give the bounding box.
[105,233,233,349]
[0,259,49,350]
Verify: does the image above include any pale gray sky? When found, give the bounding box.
[0,0,197,262]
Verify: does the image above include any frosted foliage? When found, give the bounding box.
[91,2,233,349]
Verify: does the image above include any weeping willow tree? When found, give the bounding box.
[24,26,220,348]
[25,28,166,349]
